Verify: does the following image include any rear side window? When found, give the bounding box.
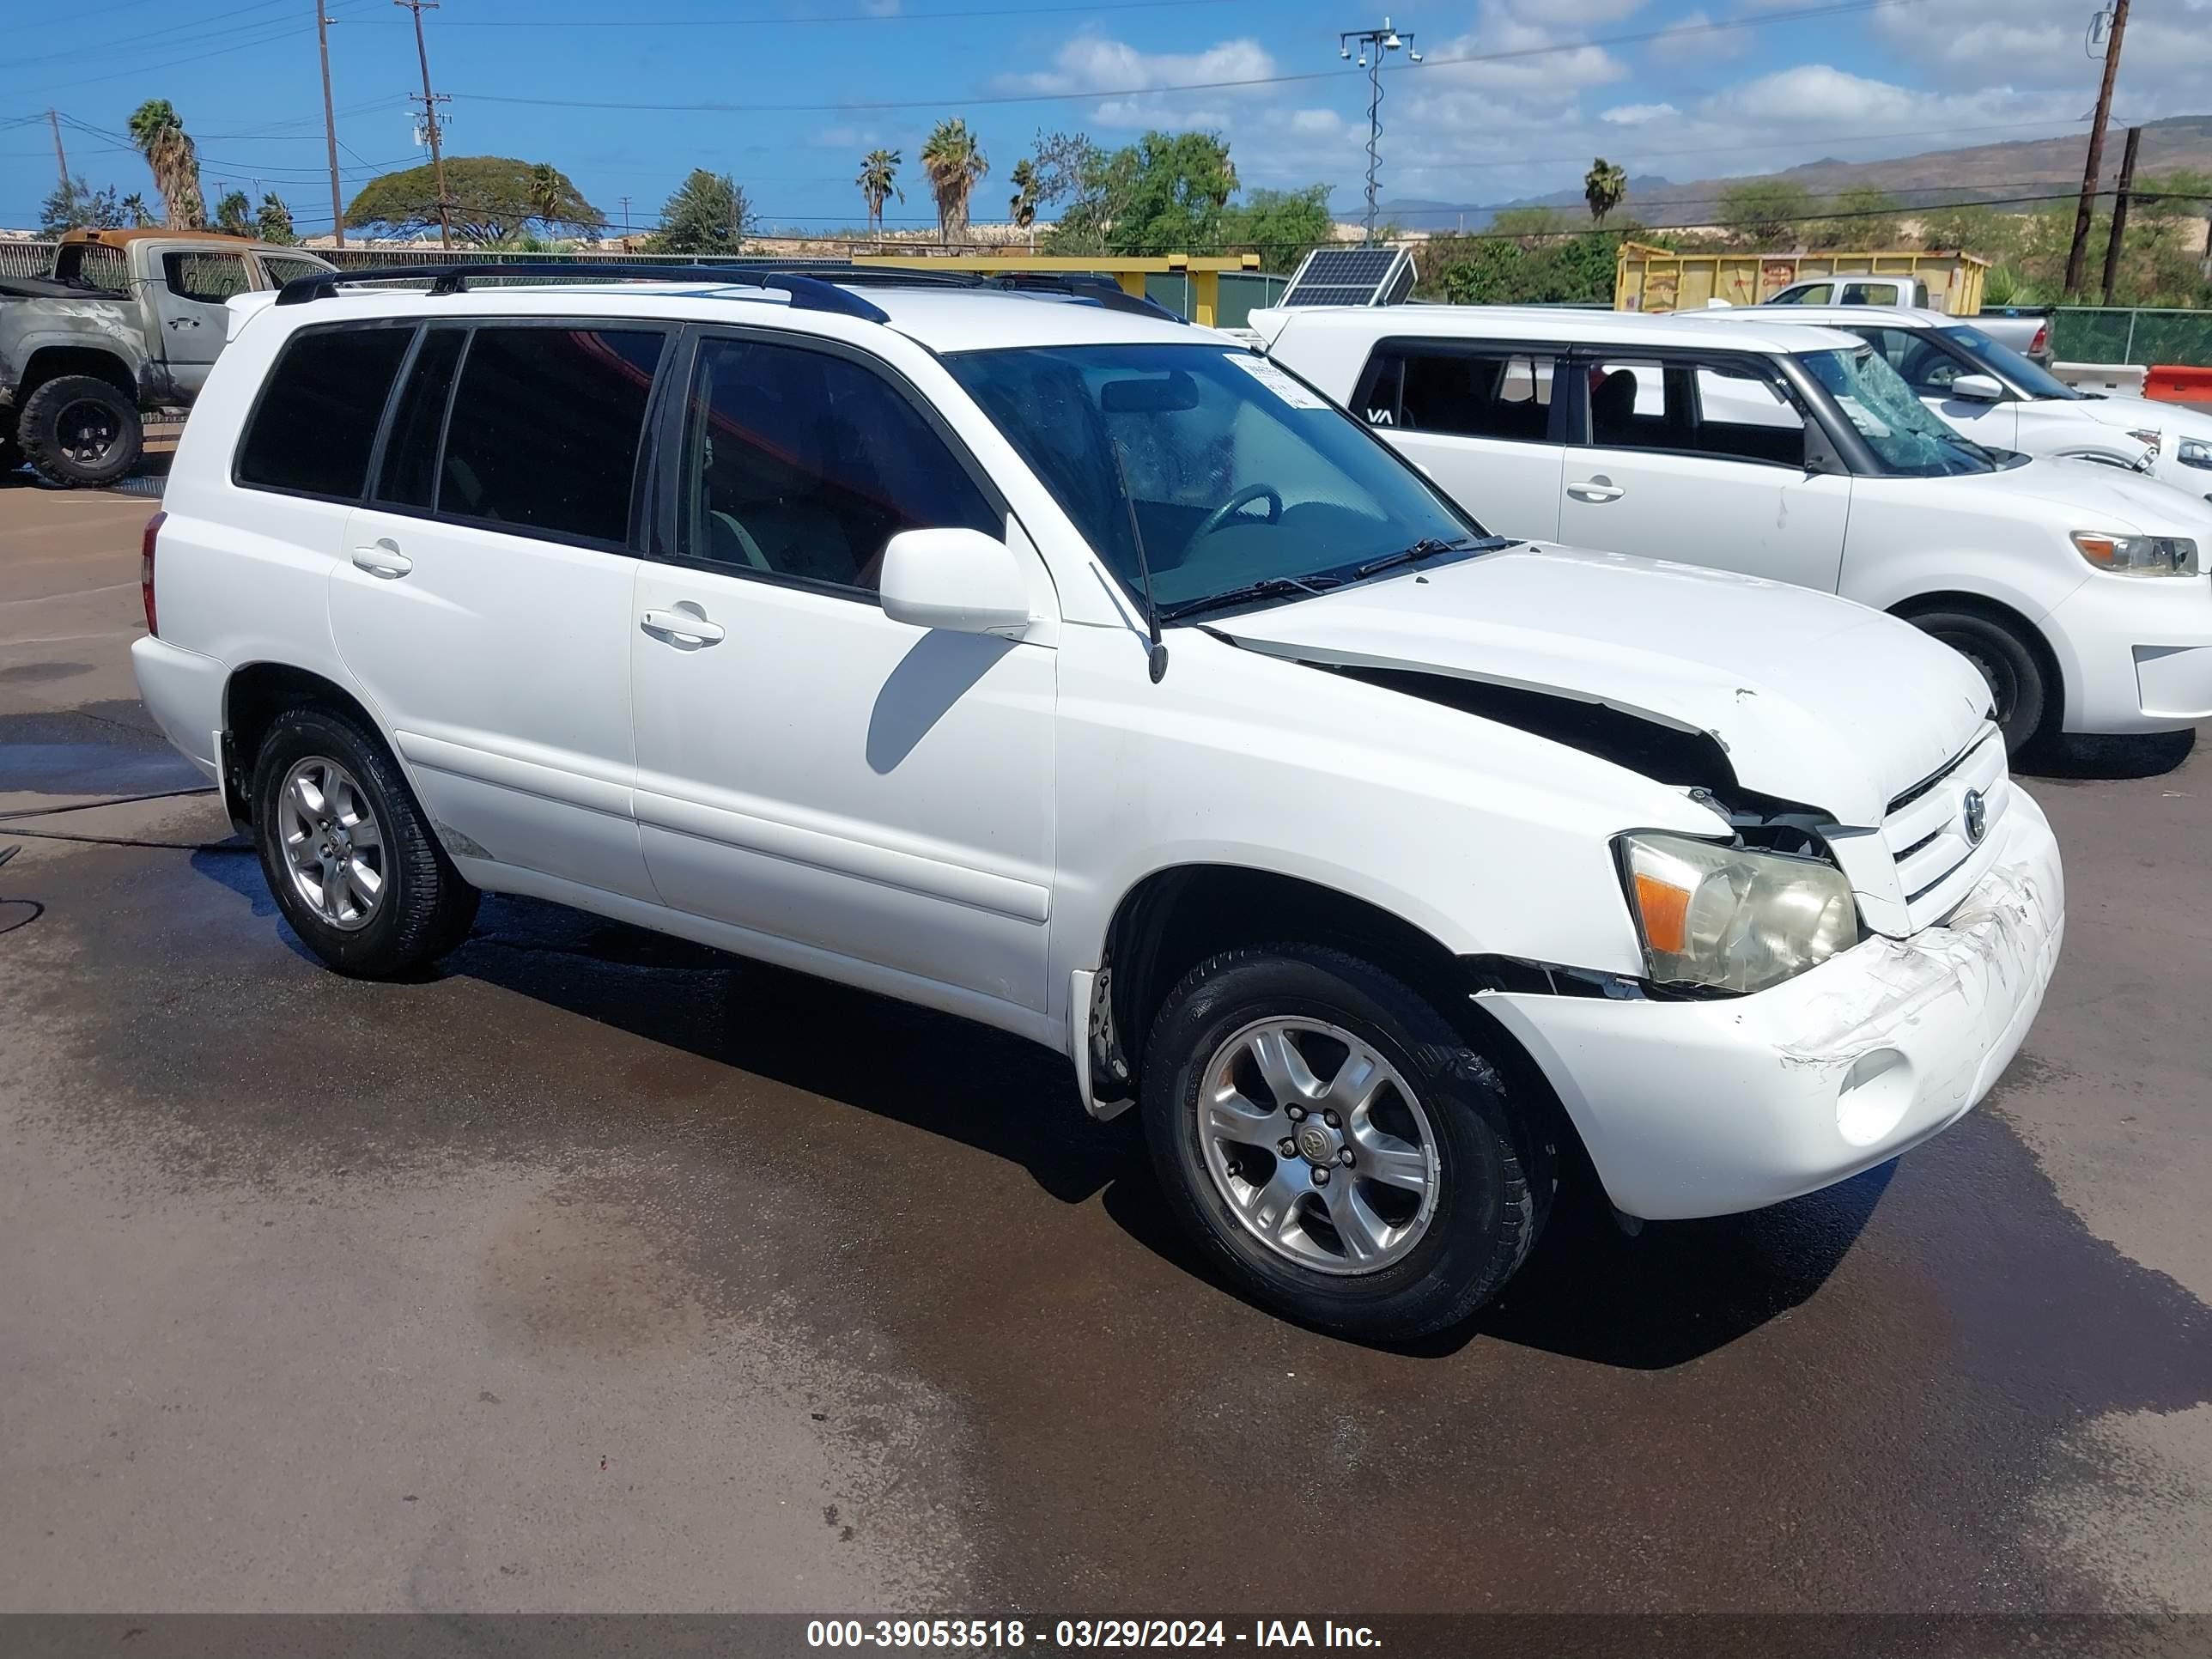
[235,325,414,500]
[436,326,665,546]
[259,254,330,291]
[1583,356,1806,467]
[1354,344,1557,441]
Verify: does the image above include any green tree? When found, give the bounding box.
[120,191,155,228]
[1489,205,1570,240]
[1583,157,1627,227]
[1218,185,1335,266]
[1009,157,1042,239]
[1808,185,1900,249]
[644,169,752,255]
[855,148,902,236]
[1918,202,2021,259]
[39,176,124,234]
[1717,179,1812,246]
[214,188,253,237]
[921,118,988,244]
[348,156,603,246]
[127,98,204,229]
[1029,130,1101,210]
[257,192,296,244]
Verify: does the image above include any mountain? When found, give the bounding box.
[1377,115,2212,231]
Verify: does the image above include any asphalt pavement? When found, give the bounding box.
[2,471,2209,1620]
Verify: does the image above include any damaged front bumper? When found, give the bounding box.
[1479,788,2064,1221]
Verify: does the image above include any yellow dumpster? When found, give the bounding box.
[1615,244,1990,317]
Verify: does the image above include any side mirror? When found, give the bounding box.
[1948,373,2004,403]
[878,528,1033,638]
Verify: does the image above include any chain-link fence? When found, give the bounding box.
[2051,307,2212,368]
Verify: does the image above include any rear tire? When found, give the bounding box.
[250,706,477,978]
[1140,943,1554,1340]
[1903,605,2051,757]
[18,374,142,489]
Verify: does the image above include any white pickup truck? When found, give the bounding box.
[1762,274,2051,367]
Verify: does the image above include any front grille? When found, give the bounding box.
[1880,724,2009,929]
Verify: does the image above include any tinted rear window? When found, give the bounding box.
[375,326,466,511]
[236,325,414,500]
[435,326,665,545]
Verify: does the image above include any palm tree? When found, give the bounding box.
[526,162,566,229]
[921,118,988,246]
[257,192,296,244]
[1583,156,1627,228]
[120,192,154,228]
[856,148,902,237]
[128,99,205,229]
[1009,157,1041,247]
[214,188,253,237]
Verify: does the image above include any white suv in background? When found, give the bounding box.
[132,265,2061,1340]
[1256,302,2212,754]
[1706,302,2212,495]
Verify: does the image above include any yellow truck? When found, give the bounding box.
[1615,244,1990,317]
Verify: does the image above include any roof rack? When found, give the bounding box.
[272,261,890,324]
[798,266,1186,322]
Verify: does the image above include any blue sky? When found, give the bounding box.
[3,0,2209,239]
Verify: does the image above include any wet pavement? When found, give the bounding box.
[2,475,2209,1617]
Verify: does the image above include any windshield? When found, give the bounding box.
[1945,323,2078,400]
[1800,345,2001,477]
[945,343,1486,614]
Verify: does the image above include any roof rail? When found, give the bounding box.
[271,261,890,324]
[795,265,1186,322]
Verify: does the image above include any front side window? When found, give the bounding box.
[676,337,998,593]
[164,252,251,306]
[1942,323,2078,400]
[1773,283,1832,306]
[947,343,1481,615]
[436,325,665,545]
[1352,344,1558,441]
[1583,357,1807,466]
[1799,345,2000,477]
[235,325,413,500]
[374,326,466,511]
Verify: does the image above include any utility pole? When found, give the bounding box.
[2064,0,2130,298]
[620,195,631,246]
[1337,17,1422,246]
[47,108,68,195]
[2100,123,2142,305]
[395,0,453,249]
[316,0,345,247]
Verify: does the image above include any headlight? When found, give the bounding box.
[1618,833,1859,995]
[2176,437,2212,470]
[2127,428,2164,454]
[2071,530,2200,576]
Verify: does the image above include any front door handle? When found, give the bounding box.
[1566,477,1626,503]
[168,316,200,329]
[350,539,411,579]
[641,605,726,647]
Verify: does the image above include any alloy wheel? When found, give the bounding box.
[276,756,386,932]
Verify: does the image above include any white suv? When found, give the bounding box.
[1256,302,2212,755]
[131,265,2063,1339]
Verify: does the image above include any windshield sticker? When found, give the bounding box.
[1224,352,1331,410]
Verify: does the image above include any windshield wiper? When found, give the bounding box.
[1157,574,1338,623]
[1353,534,1508,580]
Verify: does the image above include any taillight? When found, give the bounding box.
[2030,322,2050,356]
[141,509,165,637]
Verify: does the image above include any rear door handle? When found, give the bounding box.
[350,539,411,579]
[641,606,726,647]
[1566,477,1625,503]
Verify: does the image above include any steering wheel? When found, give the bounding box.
[1193,483,1284,541]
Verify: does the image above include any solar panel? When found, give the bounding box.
[1279,246,1418,308]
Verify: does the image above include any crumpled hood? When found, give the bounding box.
[1214,542,1992,825]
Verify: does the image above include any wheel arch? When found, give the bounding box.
[18,344,140,405]
[222,661,392,829]
[1085,862,1583,1173]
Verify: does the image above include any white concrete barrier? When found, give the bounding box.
[2053,362,2149,394]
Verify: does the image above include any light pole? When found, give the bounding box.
[1339,16,1421,246]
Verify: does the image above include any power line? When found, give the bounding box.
[428,0,1252,23]
[455,0,1938,113]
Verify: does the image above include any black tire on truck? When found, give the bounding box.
[17,374,143,489]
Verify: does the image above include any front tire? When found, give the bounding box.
[1140,944,1554,1340]
[250,707,477,978]
[18,375,142,489]
[1904,605,2051,756]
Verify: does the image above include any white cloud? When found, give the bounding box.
[1291,109,1344,136]
[1645,9,1747,63]
[1000,35,1274,97]
[1601,101,1679,125]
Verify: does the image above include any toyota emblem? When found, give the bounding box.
[1962,788,1988,846]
